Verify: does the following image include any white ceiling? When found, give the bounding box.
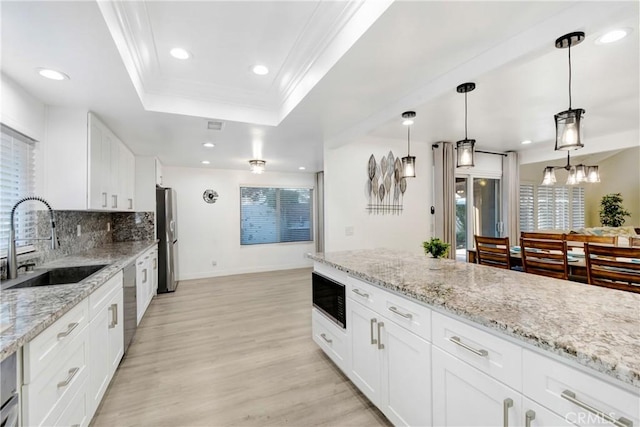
[1,1,638,173]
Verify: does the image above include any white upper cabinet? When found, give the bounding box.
[44,108,135,211]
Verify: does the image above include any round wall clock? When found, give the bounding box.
[203,189,219,204]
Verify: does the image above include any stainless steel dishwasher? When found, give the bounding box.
[123,262,137,354]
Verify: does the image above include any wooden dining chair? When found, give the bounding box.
[629,236,640,247]
[565,233,618,246]
[520,237,569,280]
[521,232,566,241]
[474,235,511,270]
[584,244,640,293]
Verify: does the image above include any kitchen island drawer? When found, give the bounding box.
[432,311,522,391]
[24,298,89,383]
[523,349,639,427]
[379,290,431,341]
[312,308,348,371]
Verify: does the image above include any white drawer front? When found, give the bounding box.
[312,308,349,372]
[523,350,639,427]
[23,327,88,427]
[53,377,89,427]
[24,298,89,383]
[346,276,381,312]
[380,291,431,342]
[88,271,122,320]
[432,311,522,391]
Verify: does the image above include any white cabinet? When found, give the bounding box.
[522,398,575,427]
[87,272,123,420]
[432,346,522,427]
[44,107,134,211]
[312,309,349,371]
[136,246,158,325]
[348,299,432,426]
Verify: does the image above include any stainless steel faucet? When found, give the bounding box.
[6,196,59,280]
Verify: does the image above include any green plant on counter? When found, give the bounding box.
[422,238,450,259]
[599,193,630,227]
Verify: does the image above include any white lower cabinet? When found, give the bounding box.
[312,309,349,371]
[348,299,431,426]
[432,346,522,427]
[136,246,158,325]
[522,397,575,427]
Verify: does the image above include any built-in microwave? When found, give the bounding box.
[312,272,346,329]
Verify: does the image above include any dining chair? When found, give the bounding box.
[584,244,640,293]
[520,232,566,241]
[474,235,511,270]
[565,233,618,246]
[520,237,569,280]
[630,236,640,247]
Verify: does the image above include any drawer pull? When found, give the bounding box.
[57,322,79,339]
[388,306,412,319]
[108,303,118,328]
[352,288,369,299]
[370,318,378,345]
[449,336,488,357]
[561,390,633,427]
[320,333,332,344]
[503,398,513,427]
[57,367,80,388]
[102,192,108,208]
[377,322,385,350]
[525,410,536,427]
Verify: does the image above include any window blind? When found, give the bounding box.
[519,184,584,231]
[1,124,36,255]
[519,184,535,232]
[571,187,585,228]
[240,187,313,245]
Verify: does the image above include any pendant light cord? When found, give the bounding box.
[407,126,411,155]
[568,42,572,109]
[464,92,468,139]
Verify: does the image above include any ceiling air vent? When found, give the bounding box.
[207,120,225,131]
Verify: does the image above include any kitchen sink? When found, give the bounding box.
[3,264,108,290]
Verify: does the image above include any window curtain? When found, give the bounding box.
[432,142,455,259]
[502,152,520,244]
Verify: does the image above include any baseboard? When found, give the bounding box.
[178,260,313,281]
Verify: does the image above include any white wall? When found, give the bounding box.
[0,73,45,141]
[324,136,431,254]
[163,166,315,280]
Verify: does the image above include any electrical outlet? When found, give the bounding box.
[107,222,111,231]
[77,224,82,237]
[345,226,354,236]
[211,260,217,266]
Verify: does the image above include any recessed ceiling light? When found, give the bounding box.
[521,140,533,145]
[201,160,210,165]
[170,48,191,60]
[252,65,269,75]
[202,142,215,148]
[37,68,69,80]
[298,166,306,170]
[596,29,629,44]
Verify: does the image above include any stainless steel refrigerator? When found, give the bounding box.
[156,187,178,293]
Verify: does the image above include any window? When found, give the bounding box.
[519,183,585,232]
[240,187,313,245]
[1,125,37,255]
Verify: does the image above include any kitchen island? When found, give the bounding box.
[309,248,639,426]
[0,240,157,361]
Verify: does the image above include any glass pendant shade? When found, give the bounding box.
[586,166,600,183]
[402,156,416,178]
[456,139,475,168]
[555,108,585,151]
[541,167,557,185]
[566,166,578,185]
[249,159,266,174]
[575,165,587,183]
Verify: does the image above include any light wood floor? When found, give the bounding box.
[91,268,390,427]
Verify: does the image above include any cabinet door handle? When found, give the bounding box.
[525,410,536,427]
[108,303,118,328]
[112,194,117,208]
[153,258,157,269]
[128,198,133,209]
[388,306,412,319]
[561,390,633,427]
[57,367,80,388]
[57,322,79,339]
[352,288,369,299]
[320,333,332,344]
[143,269,148,283]
[370,318,377,345]
[503,398,513,427]
[449,336,489,357]
[377,321,385,350]
[102,192,108,208]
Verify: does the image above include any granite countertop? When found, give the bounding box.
[309,249,640,389]
[0,240,158,361]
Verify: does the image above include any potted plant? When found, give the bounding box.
[422,237,450,259]
[599,193,630,227]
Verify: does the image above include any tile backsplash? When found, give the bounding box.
[1,210,154,279]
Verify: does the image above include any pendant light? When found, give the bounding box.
[456,82,476,168]
[401,111,416,178]
[249,159,266,174]
[554,32,585,151]
[540,151,600,186]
